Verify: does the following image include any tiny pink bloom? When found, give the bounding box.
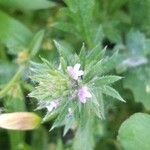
[67,63,84,80]
[46,100,59,112]
[78,86,92,103]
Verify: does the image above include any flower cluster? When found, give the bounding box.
[29,42,124,133]
[45,63,92,112]
[67,64,92,103]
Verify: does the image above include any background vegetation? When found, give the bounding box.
[1,0,150,150]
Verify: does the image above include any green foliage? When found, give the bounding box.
[0,10,32,54]
[28,41,124,150]
[1,0,150,149]
[55,0,96,47]
[123,65,150,110]
[0,0,55,11]
[118,113,150,150]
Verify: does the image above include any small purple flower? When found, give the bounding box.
[78,86,92,103]
[67,64,84,80]
[46,100,59,112]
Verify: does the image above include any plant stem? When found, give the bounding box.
[0,67,23,98]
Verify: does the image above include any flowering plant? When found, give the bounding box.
[1,0,150,149]
[29,41,124,139]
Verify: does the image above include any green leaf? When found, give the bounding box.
[89,89,105,119]
[63,115,74,136]
[102,21,122,43]
[123,66,150,110]
[73,118,94,150]
[54,22,78,36]
[84,51,118,82]
[0,0,55,11]
[54,40,73,64]
[60,56,67,73]
[79,43,86,68]
[93,25,104,45]
[64,0,95,47]
[90,75,122,87]
[86,43,106,64]
[29,30,45,58]
[100,86,125,102]
[117,113,150,150]
[0,10,32,54]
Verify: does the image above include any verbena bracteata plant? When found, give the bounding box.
[29,41,125,145]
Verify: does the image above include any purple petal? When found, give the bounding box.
[67,66,74,75]
[78,86,92,103]
[67,64,84,80]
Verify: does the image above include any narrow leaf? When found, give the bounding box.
[29,30,45,58]
[100,86,125,102]
[91,75,123,87]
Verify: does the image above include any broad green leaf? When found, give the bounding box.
[117,113,150,150]
[0,10,32,54]
[0,112,41,130]
[0,0,55,11]
[100,86,125,102]
[50,102,69,131]
[123,66,150,110]
[29,30,45,58]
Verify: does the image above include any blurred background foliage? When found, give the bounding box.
[1,0,150,150]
